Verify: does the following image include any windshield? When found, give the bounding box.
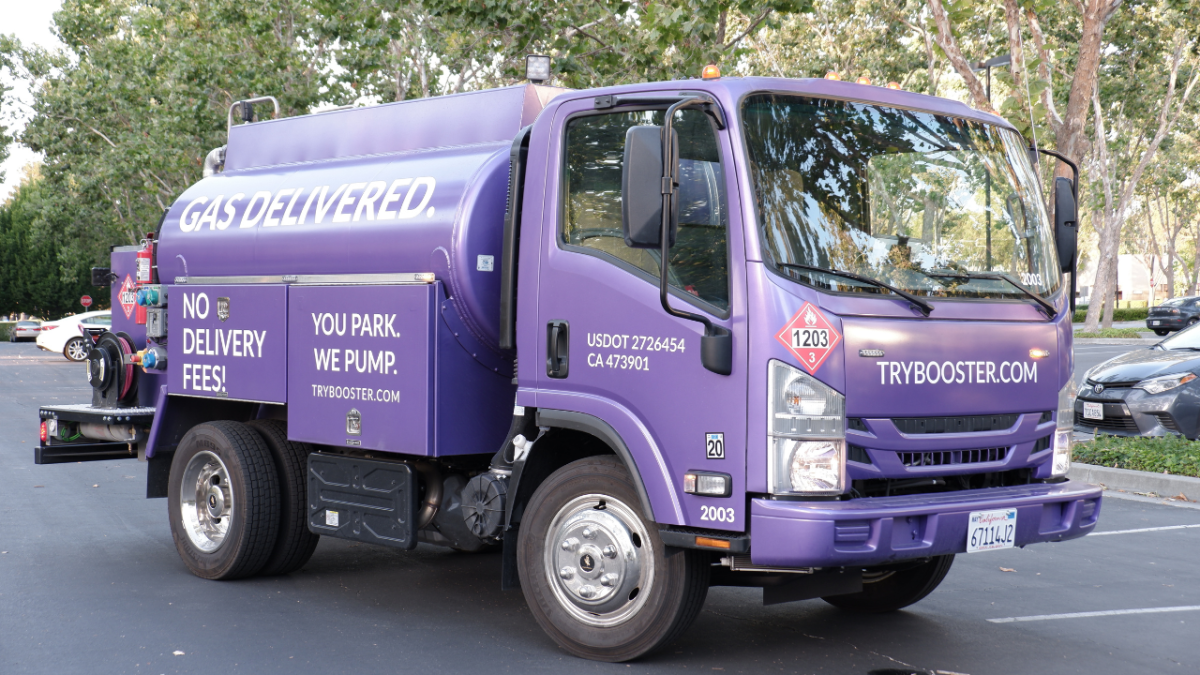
[1159,324,1200,350]
[742,94,1061,301]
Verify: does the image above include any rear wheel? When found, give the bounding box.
[246,419,320,575]
[1155,329,1171,336]
[822,555,954,613]
[518,456,709,662]
[168,421,280,580]
[64,337,88,361]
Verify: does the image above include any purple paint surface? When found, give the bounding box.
[287,283,436,454]
[167,284,287,403]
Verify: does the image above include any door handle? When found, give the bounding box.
[546,320,569,378]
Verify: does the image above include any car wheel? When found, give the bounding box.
[167,421,281,580]
[517,456,709,662]
[1188,318,1198,327]
[1155,329,1170,336]
[822,555,955,613]
[63,337,89,361]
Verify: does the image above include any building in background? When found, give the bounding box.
[1076,254,1180,306]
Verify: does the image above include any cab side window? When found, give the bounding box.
[562,109,730,312]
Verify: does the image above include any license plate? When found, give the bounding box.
[1083,401,1103,420]
[1152,320,1161,326]
[967,508,1017,553]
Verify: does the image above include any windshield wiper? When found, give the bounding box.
[925,270,1056,320]
[776,263,933,317]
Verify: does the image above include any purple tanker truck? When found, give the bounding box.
[37,68,1100,661]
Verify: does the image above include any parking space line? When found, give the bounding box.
[989,605,1200,624]
[1090,524,1200,536]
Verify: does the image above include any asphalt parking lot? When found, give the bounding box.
[2,341,1198,674]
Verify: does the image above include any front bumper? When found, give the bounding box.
[1074,386,1200,439]
[749,480,1101,568]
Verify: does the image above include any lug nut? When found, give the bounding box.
[559,566,575,580]
[600,573,619,587]
[560,537,579,552]
[602,545,617,558]
[578,585,598,599]
[582,527,597,539]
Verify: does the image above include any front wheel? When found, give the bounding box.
[822,555,954,613]
[64,337,88,361]
[167,421,280,580]
[517,456,709,662]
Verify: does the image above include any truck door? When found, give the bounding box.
[534,100,748,531]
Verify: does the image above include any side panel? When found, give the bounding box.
[167,284,287,403]
[287,283,436,454]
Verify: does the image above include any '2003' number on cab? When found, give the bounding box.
[700,506,736,523]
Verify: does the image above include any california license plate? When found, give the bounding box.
[967,508,1017,553]
[1152,320,1161,326]
[1083,401,1103,420]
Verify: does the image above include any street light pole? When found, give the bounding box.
[972,55,1010,272]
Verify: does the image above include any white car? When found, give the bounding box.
[36,310,113,361]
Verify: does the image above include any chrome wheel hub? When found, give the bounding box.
[179,451,233,552]
[544,494,653,627]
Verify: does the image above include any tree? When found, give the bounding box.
[0,169,103,319]
[0,35,16,184]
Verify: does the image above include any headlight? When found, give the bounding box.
[768,360,845,495]
[1051,381,1075,478]
[1134,372,1197,395]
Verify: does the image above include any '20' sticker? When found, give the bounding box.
[706,432,725,459]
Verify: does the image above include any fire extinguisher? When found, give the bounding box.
[135,232,155,325]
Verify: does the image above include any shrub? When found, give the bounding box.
[1074,434,1200,478]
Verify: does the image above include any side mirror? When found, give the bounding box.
[621,125,675,249]
[1053,177,1077,272]
[91,267,112,286]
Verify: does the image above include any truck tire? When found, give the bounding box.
[821,555,955,613]
[517,456,709,662]
[167,421,280,580]
[63,337,88,362]
[246,419,320,575]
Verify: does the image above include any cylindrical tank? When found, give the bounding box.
[157,84,564,355]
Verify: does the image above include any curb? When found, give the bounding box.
[1073,338,1158,345]
[1069,463,1200,502]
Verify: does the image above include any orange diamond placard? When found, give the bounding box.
[118,274,137,320]
[775,302,842,374]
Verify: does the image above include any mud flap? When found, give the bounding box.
[307,452,418,550]
[762,568,863,606]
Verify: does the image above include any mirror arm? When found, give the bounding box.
[658,98,733,375]
[1035,147,1080,313]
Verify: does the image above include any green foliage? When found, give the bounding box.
[1075,434,1200,479]
[1073,308,1149,322]
[0,178,103,319]
[1073,328,1144,338]
[0,323,13,341]
[0,35,16,179]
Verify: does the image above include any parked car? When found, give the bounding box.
[1076,322,1200,438]
[8,320,43,342]
[1146,296,1200,335]
[36,310,112,361]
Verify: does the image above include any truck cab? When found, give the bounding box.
[37,74,1100,663]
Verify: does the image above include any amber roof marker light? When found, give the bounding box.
[824,71,840,81]
[887,81,902,90]
[856,76,872,85]
[702,64,721,80]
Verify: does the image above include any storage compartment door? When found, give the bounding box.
[287,283,436,454]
